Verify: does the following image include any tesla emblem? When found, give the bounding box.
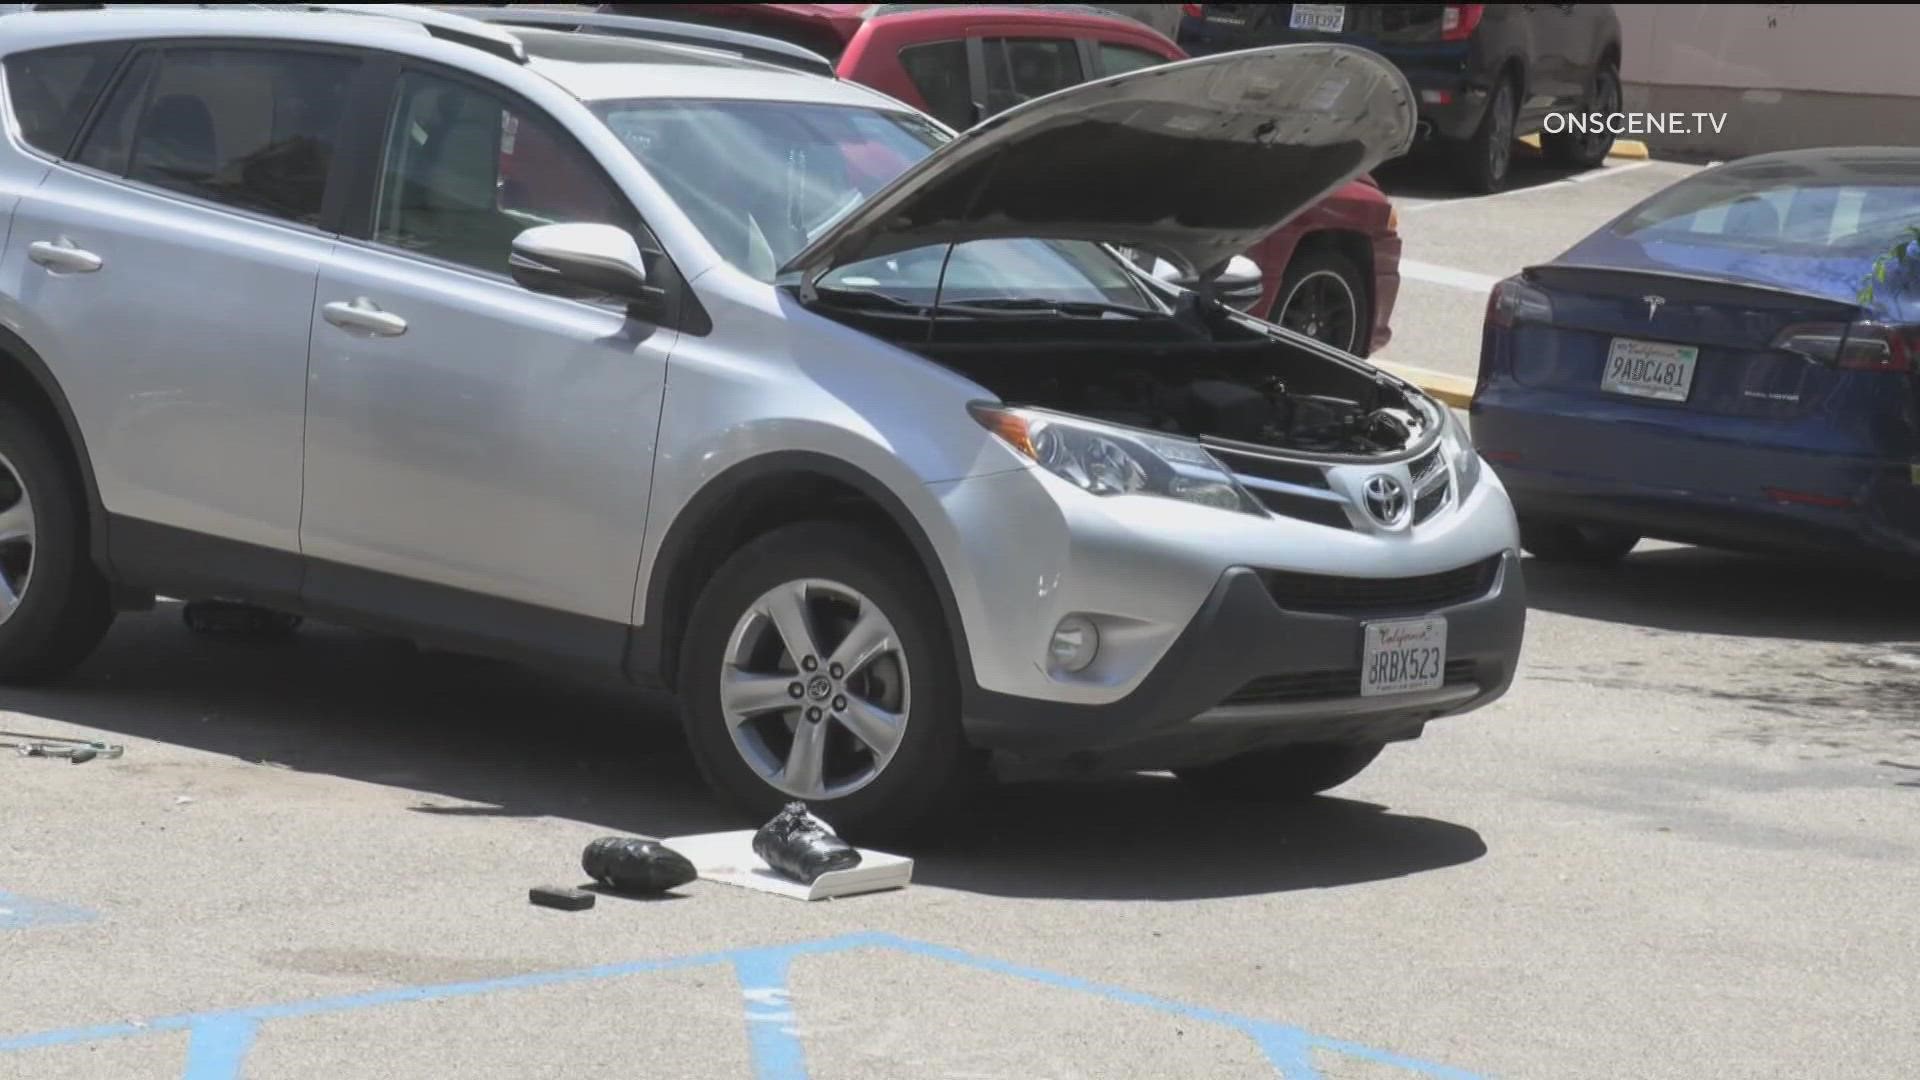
[1642,294,1666,320]
[1362,474,1409,527]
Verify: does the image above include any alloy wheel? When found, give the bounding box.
[1488,84,1514,182]
[719,577,911,801]
[1278,270,1359,352]
[0,450,34,627]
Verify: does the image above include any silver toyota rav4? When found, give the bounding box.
[0,5,1524,835]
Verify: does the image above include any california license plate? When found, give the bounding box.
[1602,337,1698,402]
[1360,617,1447,697]
[1290,3,1346,31]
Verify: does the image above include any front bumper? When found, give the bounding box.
[962,550,1526,771]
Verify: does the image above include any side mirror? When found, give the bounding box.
[510,223,650,303]
[1219,254,1262,290]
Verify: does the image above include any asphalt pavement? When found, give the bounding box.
[7,151,1920,1080]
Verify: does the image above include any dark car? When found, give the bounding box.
[583,1,1404,353]
[1181,3,1622,193]
[1471,148,1920,570]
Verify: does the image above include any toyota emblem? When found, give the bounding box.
[1362,474,1409,527]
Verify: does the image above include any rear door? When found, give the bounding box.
[1,40,367,589]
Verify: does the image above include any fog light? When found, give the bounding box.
[1049,615,1100,673]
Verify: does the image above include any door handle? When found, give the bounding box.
[322,297,408,337]
[27,238,102,274]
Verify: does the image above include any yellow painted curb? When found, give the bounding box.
[1370,360,1475,410]
[1519,133,1648,159]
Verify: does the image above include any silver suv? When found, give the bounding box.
[0,5,1525,835]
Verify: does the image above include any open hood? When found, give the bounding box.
[782,43,1414,284]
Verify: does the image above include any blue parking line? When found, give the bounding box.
[0,890,95,931]
[0,931,1482,1079]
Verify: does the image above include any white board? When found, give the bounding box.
[664,830,912,901]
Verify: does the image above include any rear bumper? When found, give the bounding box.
[1473,393,1920,562]
[962,552,1527,771]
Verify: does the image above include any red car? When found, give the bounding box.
[609,2,1404,353]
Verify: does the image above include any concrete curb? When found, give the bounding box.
[1370,360,1476,410]
[1517,133,1650,160]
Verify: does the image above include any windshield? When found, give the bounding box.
[593,99,943,280]
[591,98,1159,309]
[1614,156,1920,253]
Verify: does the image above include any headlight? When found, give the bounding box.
[1440,407,1483,499]
[971,404,1263,515]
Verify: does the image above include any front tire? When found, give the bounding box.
[1175,742,1385,801]
[677,521,976,840]
[1543,61,1620,168]
[0,400,114,683]
[1519,518,1641,565]
[1269,247,1370,356]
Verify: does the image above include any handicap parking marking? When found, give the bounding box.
[0,889,96,931]
[0,932,1484,1080]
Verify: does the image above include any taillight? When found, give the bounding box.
[1485,275,1553,329]
[1181,3,1204,16]
[1772,321,1919,373]
[1441,3,1485,41]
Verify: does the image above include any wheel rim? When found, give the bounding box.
[0,451,34,627]
[719,578,911,801]
[1488,86,1513,179]
[1277,269,1359,352]
[1581,71,1619,158]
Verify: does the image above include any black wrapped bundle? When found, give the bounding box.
[581,836,697,895]
[752,802,862,884]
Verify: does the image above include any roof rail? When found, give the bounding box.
[292,4,528,63]
[446,6,837,77]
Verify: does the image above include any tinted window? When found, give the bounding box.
[374,70,632,275]
[1616,157,1920,252]
[75,51,153,175]
[113,48,357,227]
[981,38,1084,116]
[898,40,973,130]
[3,42,125,157]
[1099,43,1167,76]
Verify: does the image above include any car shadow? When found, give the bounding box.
[4,604,1485,901]
[911,776,1486,901]
[1523,544,1920,644]
[1372,144,1603,203]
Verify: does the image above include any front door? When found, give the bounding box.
[299,66,673,655]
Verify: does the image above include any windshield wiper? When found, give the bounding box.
[809,285,927,313]
[938,297,1155,319]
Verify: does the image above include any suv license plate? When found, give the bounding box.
[1602,337,1697,402]
[1360,617,1447,697]
[1290,4,1346,31]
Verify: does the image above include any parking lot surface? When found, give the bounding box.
[7,154,1920,1080]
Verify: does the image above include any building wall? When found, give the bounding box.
[1615,4,1920,159]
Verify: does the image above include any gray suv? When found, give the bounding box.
[0,5,1525,835]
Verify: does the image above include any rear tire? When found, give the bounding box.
[1542,61,1619,168]
[1519,518,1641,565]
[677,521,978,841]
[1174,742,1384,801]
[1269,247,1370,356]
[1450,76,1517,193]
[0,400,114,684]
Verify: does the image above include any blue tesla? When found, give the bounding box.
[1471,148,1920,567]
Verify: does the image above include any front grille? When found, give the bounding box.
[1260,555,1501,615]
[1222,660,1478,707]
[1408,446,1442,485]
[1206,441,1353,530]
[1413,474,1451,523]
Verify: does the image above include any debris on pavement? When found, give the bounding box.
[752,802,862,885]
[580,836,697,895]
[1,731,124,764]
[529,885,596,912]
[668,827,911,901]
